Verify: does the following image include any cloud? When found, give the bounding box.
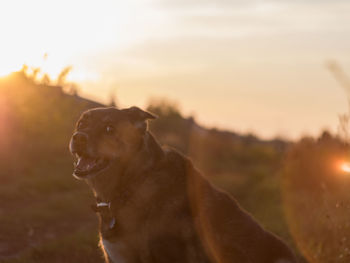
[88,0,350,84]
[155,0,256,9]
[156,0,349,9]
[151,0,350,41]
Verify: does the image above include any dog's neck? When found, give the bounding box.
[86,132,164,203]
[124,132,164,176]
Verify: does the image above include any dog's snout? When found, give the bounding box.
[70,132,88,155]
[72,132,88,145]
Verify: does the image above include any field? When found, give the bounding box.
[1,71,349,262]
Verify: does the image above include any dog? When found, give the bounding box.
[69,106,297,263]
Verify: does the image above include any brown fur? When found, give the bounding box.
[70,107,297,263]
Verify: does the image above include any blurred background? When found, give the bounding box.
[1,0,350,262]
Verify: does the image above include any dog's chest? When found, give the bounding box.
[102,238,126,263]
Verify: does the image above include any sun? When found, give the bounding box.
[0,60,22,78]
[0,0,135,79]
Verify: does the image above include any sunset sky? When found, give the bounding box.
[1,0,350,139]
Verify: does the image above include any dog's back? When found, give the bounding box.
[175,149,297,263]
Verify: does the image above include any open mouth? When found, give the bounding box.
[73,155,110,179]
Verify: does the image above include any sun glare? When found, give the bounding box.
[0,0,137,80]
[0,60,22,78]
[340,162,350,173]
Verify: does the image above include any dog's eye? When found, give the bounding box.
[105,125,114,134]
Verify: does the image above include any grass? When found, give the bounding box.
[2,230,104,263]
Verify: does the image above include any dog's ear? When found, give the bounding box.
[126,106,157,121]
[125,106,157,133]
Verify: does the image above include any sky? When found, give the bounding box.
[0,0,350,139]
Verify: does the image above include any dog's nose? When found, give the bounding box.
[72,132,88,146]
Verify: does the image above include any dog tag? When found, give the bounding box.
[109,217,116,229]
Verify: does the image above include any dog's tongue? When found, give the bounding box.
[76,156,96,172]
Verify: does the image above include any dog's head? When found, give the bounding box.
[69,106,156,180]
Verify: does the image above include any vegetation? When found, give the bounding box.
[0,71,102,262]
[283,133,350,263]
[1,70,349,262]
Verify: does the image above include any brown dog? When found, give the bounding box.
[69,106,297,263]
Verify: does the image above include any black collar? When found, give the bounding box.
[91,200,117,238]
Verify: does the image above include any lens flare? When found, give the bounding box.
[340,162,350,173]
